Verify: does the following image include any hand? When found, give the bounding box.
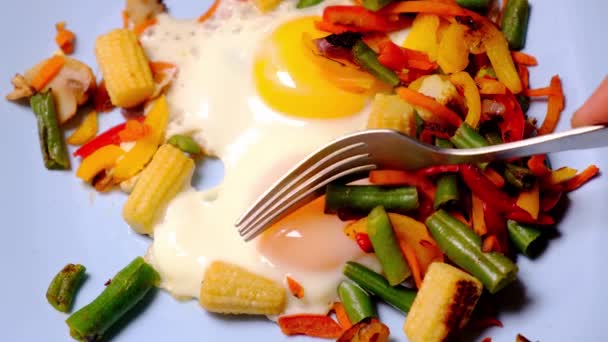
[571,76,608,127]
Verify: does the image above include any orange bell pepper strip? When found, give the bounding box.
[542,167,578,187]
[563,165,600,192]
[476,77,507,95]
[516,182,540,220]
[322,6,411,32]
[451,71,481,128]
[286,276,305,299]
[527,155,550,177]
[400,242,423,288]
[538,75,565,135]
[396,87,463,127]
[55,22,76,55]
[76,145,125,182]
[67,111,98,146]
[511,51,538,66]
[31,55,65,91]
[332,303,352,330]
[118,119,150,142]
[198,0,221,23]
[278,314,343,339]
[377,41,438,72]
[471,193,487,236]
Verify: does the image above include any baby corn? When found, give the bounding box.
[367,94,416,137]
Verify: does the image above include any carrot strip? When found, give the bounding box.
[563,165,600,191]
[511,51,538,66]
[133,17,157,35]
[55,22,76,54]
[369,170,436,201]
[482,234,502,253]
[524,86,554,97]
[332,303,353,331]
[483,167,505,188]
[476,77,507,95]
[122,10,130,28]
[400,242,423,289]
[198,0,221,23]
[538,75,565,135]
[517,64,530,91]
[527,155,551,177]
[396,87,463,127]
[31,55,65,91]
[286,276,305,299]
[278,315,343,339]
[472,193,488,236]
[118,120,150,142]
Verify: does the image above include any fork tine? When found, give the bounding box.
[238,151,373,237]
[235,141,368,228]
[241,163,377,241]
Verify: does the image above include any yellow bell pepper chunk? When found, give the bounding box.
[403,14,440,62]
[67,111,98,146]
[112,95,169,181]
[450,72,481,128]
[482,25,522,94]
[516,182,540,220]
[543,167,578,186]
[76,145,125,182]
[437,23,469,74]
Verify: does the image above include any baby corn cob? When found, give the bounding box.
[367,94,416,137]
[404,262,482,342]
[123,144,194,234]
[95,29,154,108]
[200,261,286,315]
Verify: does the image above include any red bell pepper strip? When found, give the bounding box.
[73,117,145,158]
[355,233,374,253]
[322,6,411,32]
[416,165,460,178]
[540,190,562,212]
[527,155,551,177]
[493,93,525,143]
[377,41,438,72]
[483,201,509,253]
[460,164,524,215]
[278,314,343,339]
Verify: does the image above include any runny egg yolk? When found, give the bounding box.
[253,16,374,119]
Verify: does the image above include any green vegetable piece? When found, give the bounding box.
[324,184,418,216]
[456,0,490,11]
[434,175,459,209]
[414,111,425,139]
[507,220,542,256]
[476,65,497,79]
[343,261,416,313]
[434,138,453,148]
[66,257,160,341]
[500,0,530,50]
[484,131,503,146]
[426,210,518,293]
[516,94,531,113]
[367,206,411,285]
[46,264,86,313]
[296,0,323,8]
[30,92,70,170]
[362,0,394,11]
[504,163,534,190]
[352,41,400,87]
[338,281,376,324]
[167,134,202,155]
[450,122,489,169]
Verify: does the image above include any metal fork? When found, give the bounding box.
[236,125,608,241]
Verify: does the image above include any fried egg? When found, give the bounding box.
[140,0,380,317]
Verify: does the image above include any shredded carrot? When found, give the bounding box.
[527,155,551,177]
[476,77,507,95]
[400,242,423,289]
[524,86,555,97]
[564,165,600,191]
[122,10,130,28]
[31,55,65,91]
[517,64,530,90]
[133,17,157,35]
[396,87,463,127]
[286,276,305,299]
[198,0,221,23]
[278,314,343,339]
[369,170,436,201]
[472,193,488,236]
[538,75,565,135]
[55,22,76,54]
[511,51,538,66]
[482,235,502,253]
[332,303,352,330]
[483,167,505,188]
[118,120,150,142]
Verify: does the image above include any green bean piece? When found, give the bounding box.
[66,257,160,341]
[476,65,497,79]
[504,163,534,190]
[516,94,531,113]
[484,131,503,146]
[325,184,418,215]
[507,220,542,256]
[367,206,411,285]
[352,41,400,87]
[30,92,70,170]
[343,261,416,314]
[46,264,86,313]
[450,122,489,169]
[435,138,453,148]
[338,281,376,324]
[296,0,323,8]
[426,210,518,293]
[456,0,490,11]
[414,111,425,139]
[500,0,530,50]
[167,134,202,154]
[362,0,394,11]
[434,175,460,209]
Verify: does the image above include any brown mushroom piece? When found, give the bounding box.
[125,0,167,26]
[24,56,96,124]
[5,74,35,101]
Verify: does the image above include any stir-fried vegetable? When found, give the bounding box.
[30,92,70,170]
[338,281,377,324]
[352,40,400,86]
[46,264,86,313]
[325,184,418,217]
[501,0,530,51]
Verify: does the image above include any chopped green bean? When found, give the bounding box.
[362,0,394,11]
[426,210,518,293]
[414,111,425,139]
[296,0,323,8]
[507,220,542,256]
[367,206,411,285]
[338,281,376,324]
[456,0,490,11]
[434,175,460,209]
[435,138,453,148]
[501,0,530,50]
[504,163,534,190]
[343,261,416,314]
[325,184,418,216]
[66,257,160,341]
[30,92,70,170]
[450,123,489,169]
[167,134,202,154]
[352,41,400,86]
[46,264,86,313]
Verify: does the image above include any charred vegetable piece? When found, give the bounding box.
[501,0,530,51]
[66,257,160,341]
[352,41,400,87]
[338,281,376,324]
[30,92,70,170]
[46,264,86,313]
[504,163,535,190]
[337,318,390,342]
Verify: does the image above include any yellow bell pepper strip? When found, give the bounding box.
[67,111,98,146]
[450,72,481,128]
[542,167,578,188]
[402,14,440,61]
[437,23,469,74]
[112,95,169,181]
[482,23,522,94]
[76,145,125,182]
[516,182,539,220]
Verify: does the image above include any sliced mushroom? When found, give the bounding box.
[125,0,167,26]
[6,74,35,101]
[24,56,96,124]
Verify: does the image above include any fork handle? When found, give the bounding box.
[448,125,608,164]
